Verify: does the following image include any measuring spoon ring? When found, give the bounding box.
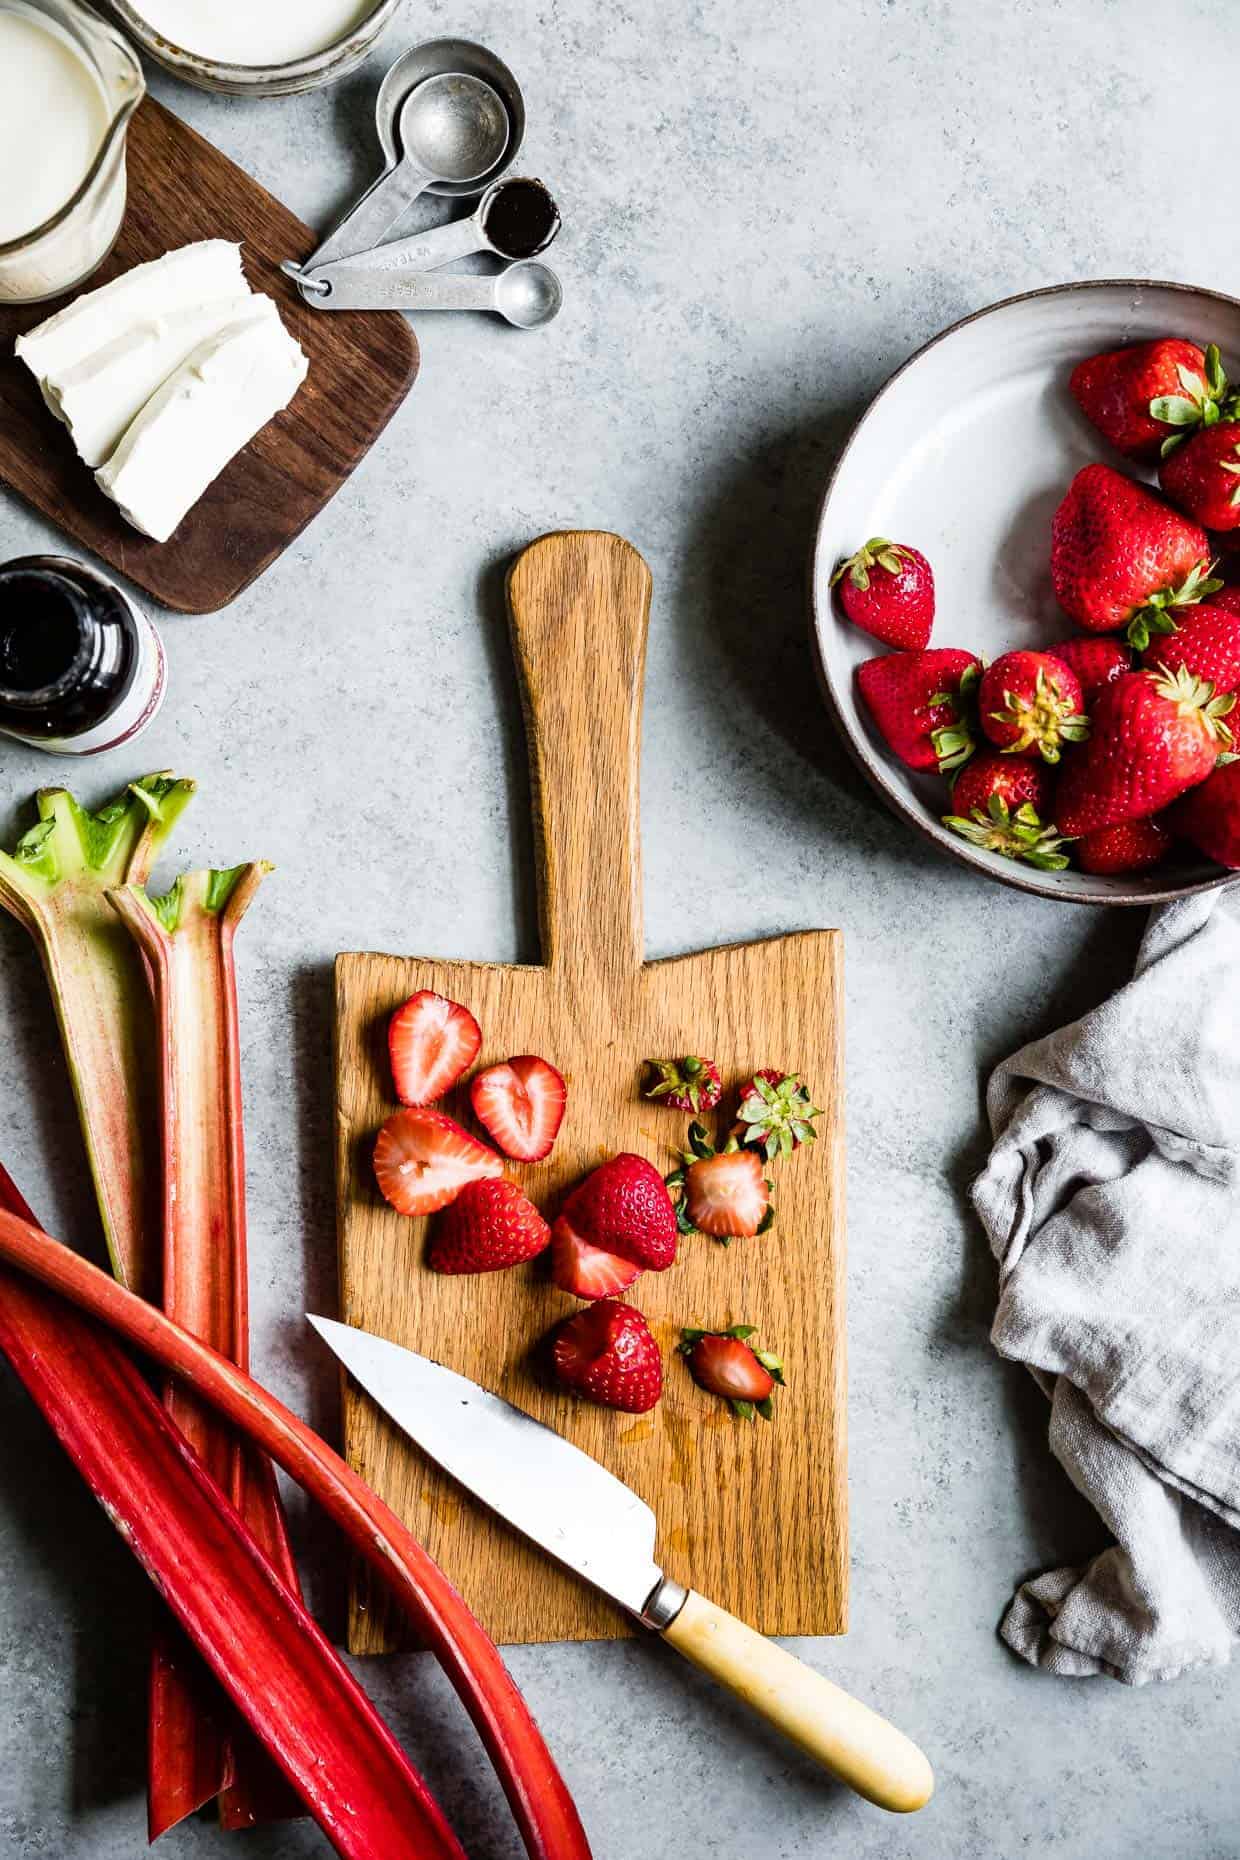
[307,73,511,271]
[296,259,563,328]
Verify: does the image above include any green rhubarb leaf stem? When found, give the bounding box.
[0,775,195,1297]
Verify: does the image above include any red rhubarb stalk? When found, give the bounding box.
[109,866,303,1836]
[0,1170,467,1860]
[0,775,194,1298]
[0,1204,594,1860]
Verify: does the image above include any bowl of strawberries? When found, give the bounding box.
[811,279,1240,904]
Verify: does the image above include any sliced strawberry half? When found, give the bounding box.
[549,1214,642,1299]
[388,990,481,1106]
[470,1055,567,1162]
[373,1107,503,1217]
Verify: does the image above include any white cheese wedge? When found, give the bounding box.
[41,293,255,467]
[95,302,308,544]
[15,240,245,382]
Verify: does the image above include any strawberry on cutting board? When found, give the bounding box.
[1170,759,1240,867]
[470,1055,567,1162]
[978,650,1088,763]
[1069,339,1222,461]
[374,1108,504,1217]
[1160,424,1240,532]
[1050,463,1218,649]
[856,649,981,772]
[1056,665,1234,837]
[389,990,481,1106]
[552,1301,663,1414]
[550,1153,678,1298]
[669,1124,773,1243]
[832,539,936,649]
[734,1070,821,1161]
[678,1325,785,1421]
[427,1179,550,1273]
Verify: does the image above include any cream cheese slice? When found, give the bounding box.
[95,301,308,543]
[15,240,245,382]
[42,292,255,467]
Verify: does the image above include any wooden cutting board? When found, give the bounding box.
[335,532,847,1650]
[0,98,418,615]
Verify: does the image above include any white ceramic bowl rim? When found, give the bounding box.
[809,276,1240,908]
[108,0,394,81]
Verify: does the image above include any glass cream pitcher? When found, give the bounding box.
[0,0,144,304]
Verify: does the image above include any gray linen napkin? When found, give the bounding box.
[972,883,1240,1683]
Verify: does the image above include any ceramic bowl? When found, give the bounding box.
[107,0,403,96]
[810,279,1240,906]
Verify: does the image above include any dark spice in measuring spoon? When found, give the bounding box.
[482,178,561,260]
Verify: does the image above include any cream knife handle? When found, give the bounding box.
[661,1591,933,1813]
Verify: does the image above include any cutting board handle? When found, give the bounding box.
[507,533,652,984]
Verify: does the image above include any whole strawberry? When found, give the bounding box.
[734,1069,821,1161]
[1076,817,1173,876]
[978,650,1088,763]
[1160,424,1240,532]
[1170,759,1240,868]
[1056,665,1234,837]
[856,649,981,773]
[831,539,935,649]
[552,1301,663,1414]
[1070,339,1222,461]
[678,1325,785,1421]
[1050,636,1133,703]
[642,1055,722,1115]
[943,753,1068,870]
[1050,463,1219,649]
[427,1179,550,1274]
[1209,585,1240,617]
[1140,602,1240,694]
[949,750,1053,818]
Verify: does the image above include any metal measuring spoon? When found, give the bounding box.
[301,73,510,273]
[296,258,563,327]
[297,178,560,302]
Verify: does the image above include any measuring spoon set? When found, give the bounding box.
[283,38,562,328]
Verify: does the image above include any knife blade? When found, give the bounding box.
[309,1314,934,1815]
[307,1313,668,1620]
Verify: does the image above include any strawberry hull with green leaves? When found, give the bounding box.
[678,1325,785,1421]
[978,651,1088,764]
[942,754,1068,871]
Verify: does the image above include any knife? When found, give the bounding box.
[309,1315,933,1814]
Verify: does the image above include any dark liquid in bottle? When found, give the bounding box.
[483,179,561,260]
[0,557,137,741]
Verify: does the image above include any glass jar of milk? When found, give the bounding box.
[0,0,144,304]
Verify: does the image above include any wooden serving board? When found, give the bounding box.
[0,98,418,614]
[335,532,847,1649]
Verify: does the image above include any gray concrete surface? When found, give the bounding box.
[1,0,1238,1854]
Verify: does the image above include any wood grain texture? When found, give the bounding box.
[336,532,846,1649]
[0,99,418,614]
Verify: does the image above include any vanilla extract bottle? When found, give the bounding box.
[0,555,166,754]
